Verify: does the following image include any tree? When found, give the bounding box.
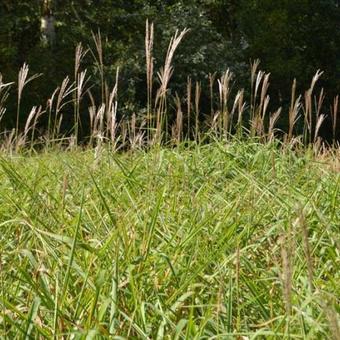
[237,0,340,102]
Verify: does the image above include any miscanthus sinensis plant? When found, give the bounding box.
[0,21,339,151]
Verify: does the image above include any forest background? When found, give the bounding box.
[1,0,340,140]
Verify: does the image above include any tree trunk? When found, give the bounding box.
[40,0,56,46]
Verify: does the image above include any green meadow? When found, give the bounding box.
[0,139,339,338]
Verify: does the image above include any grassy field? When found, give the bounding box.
[0,139,339,339]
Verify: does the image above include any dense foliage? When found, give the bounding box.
[0,0,339,137]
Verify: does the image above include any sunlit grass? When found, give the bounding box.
[0,139,339,338]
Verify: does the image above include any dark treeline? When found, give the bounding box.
[0,0,340,140]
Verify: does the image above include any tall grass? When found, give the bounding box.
[0,21,338,151]
[0,21,339,338]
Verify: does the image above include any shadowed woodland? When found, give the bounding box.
[0,0,340,146]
